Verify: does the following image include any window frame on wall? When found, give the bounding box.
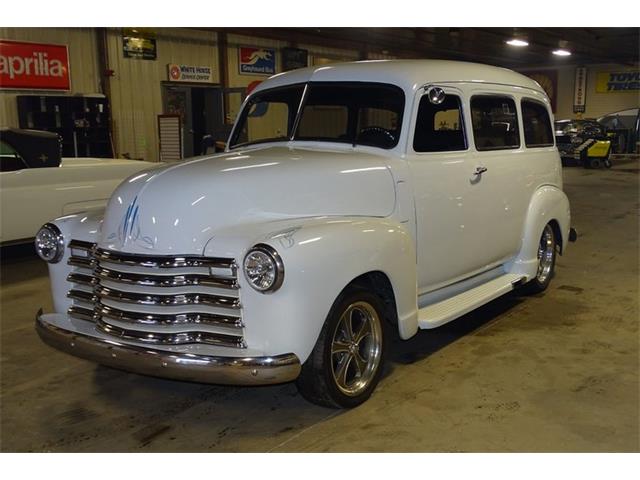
[412,92,468,153]
[521,98,555,148]
[470,94,521,151]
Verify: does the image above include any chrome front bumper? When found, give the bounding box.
[35,309,301,386]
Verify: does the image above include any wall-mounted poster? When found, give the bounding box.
[239,46,276,75]
[282,47,308,71]
[573,67,588,114]
[123,28,157,60]
[0,40,70,90]
[523,70,558,113]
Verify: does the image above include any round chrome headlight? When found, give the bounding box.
[243,244,284,293]
[35,223,64,263]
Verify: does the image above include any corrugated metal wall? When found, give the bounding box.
[0,27,100,128]
[106,28,219,162]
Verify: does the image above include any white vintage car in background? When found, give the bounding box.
[34,60,575,408]
[0,128,156,245]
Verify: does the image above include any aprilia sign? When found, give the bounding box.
[0,40,70,90]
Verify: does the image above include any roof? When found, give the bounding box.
[255,59,545,95]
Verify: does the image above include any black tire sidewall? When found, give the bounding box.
[319,289,388,408]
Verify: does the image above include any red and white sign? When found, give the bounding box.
[0,40,70,90]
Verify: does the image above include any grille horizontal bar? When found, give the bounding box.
[67,288,96,303]
[68,257,94,268]
[68,305,95,321]
[95,285,241,309]
[69,239,95,251]
[96,318,246,348]
[67,272,96,287]
[94,248,236,270]
[98,303,243,329]
[94,265,238,290]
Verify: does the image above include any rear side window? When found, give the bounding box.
[413,94,466,152]
[471,96,520,150]
[522,100,554,147]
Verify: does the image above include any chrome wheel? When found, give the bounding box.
[536,225,555,284]
[330,301,383,397]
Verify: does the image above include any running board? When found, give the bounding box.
[418,273,526,329]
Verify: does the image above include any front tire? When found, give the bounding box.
[522,223,557,294]
[296,288,387,408]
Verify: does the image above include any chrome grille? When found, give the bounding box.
[65,240,245,348]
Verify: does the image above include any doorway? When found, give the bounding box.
[162,83,229,158]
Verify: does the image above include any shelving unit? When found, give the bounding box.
[16,95,114,158]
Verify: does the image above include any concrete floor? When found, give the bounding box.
[1,158,638,452]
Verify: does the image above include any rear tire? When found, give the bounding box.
[522,224,557,295]
[589,157,602,169]
[296,288,387,408]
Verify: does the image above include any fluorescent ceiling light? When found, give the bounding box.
[552,49,572,56]
[506,39,529,47]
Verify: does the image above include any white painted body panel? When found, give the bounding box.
[0,157,155,243]
[41,60,572,367]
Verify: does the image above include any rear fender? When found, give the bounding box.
[505,186,570,280]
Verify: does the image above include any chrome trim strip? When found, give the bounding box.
[96,318,245,348]
[94,248,235,270]
[35,310,300,386]
[67,289,96,303]
[67,272,96,287]
[68,305,95,321]
[98,303,243,329]
[95,285,241,309]
[94,265,238,290]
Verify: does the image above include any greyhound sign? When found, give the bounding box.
[239,46,276,75]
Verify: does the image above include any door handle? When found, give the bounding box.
[474,166,488,175]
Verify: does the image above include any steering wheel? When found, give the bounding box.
[357,126,396,148]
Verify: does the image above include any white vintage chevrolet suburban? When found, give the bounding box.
[35,60,574,408]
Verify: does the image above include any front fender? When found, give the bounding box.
[204,216,418,362]
[506,186,571,280]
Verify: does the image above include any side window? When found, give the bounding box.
[0,140,27,173]
[471,96,520,151]
[522,99,554,147]
[413,94,466,152]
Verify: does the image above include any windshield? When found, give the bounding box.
[229,82,405,150]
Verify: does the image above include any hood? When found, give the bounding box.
[99,146,396,254]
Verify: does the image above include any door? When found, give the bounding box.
[163,85,193,157]
[407,86,511,294]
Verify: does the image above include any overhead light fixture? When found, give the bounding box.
[552,49,572,56]
[506,39,529,47]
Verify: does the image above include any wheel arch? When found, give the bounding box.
[506,185,571,280]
